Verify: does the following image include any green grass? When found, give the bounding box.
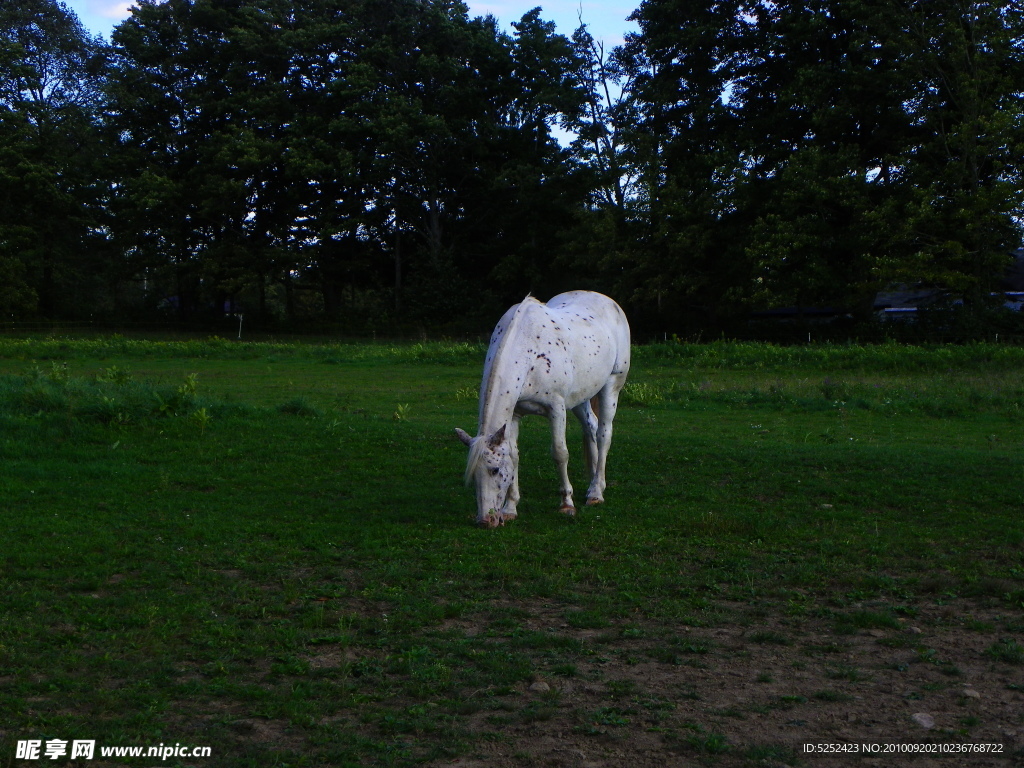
[1,337,1023,765]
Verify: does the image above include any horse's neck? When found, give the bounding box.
[478,298,539,436]
[479,354,528,435]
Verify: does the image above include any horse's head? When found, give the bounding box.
[455,424,516,528]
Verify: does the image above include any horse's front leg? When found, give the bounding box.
[549,401,575,515]
[502,417,521,521]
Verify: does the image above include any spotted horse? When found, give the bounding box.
[455,291,631,528]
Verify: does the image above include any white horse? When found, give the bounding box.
[455,291,631,527]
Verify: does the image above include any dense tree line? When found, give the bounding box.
[1,0,1021,335]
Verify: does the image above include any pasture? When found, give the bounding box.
[1,337,1023,767]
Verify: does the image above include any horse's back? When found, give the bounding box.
[481,292,630,412]
[546,291,630,373]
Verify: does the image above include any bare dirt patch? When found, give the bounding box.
[430,599,1023,767]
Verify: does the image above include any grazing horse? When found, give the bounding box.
[455,291,631,527]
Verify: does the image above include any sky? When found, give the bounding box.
[65,0,639,48]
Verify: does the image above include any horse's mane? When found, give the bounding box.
[464,438,487,485]
[466,294,537,483]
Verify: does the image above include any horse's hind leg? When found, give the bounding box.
[572,399,599,497]
[587,373,627,505]
[549,400,576,514]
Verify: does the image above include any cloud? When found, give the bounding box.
[94,0,136,20]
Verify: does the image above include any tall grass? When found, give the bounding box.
[620,373,1024,417]
[0,336,486,365]
[640,339,1024,372]
[0,364,251,425]
[6,336,1024,373]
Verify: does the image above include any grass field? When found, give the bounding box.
[1,337,1023,767]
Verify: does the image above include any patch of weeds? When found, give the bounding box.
[520,700,558,723]
[964,577,1017,600]
[96,365,134,385]
[593,706,633,726]
[813,690,854,703]
[748,629,790,645]
[825,665,870,682]
[487,614,523,631]
[768,695,807,711]
[834,609,901,634]
[509,630,586,655]
[878,634,915,649]
[646,640,710,665]
[918,574,958,595]
[985,638,1024,665]
[668,635,712,654]
[820,377,850,402]
[743,744,800,765]
[549,663,577,677]
[606,679,638,699]
[448,699,483,716]
[564,609,610,629]
[711,706,746,719]
[964,618,995,632]
[277,397,321,417]
[638,696,676,725]
[685,728,731,755]
[190,406,212,436]
[577,706,633,736]
[915,646,962,676]
[621,381,665,407]
[803,642,847,655]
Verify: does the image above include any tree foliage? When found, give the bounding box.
[103,0,590,327]
[616,0,1023,332]
[1,0,1021,335]
[0,0,108,317]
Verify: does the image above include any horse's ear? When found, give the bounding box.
[488,424,506,448]
[455,428,473,446]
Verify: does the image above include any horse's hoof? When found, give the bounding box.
[585,497,604,506]
[559,505,576,517]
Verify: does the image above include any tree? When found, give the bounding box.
[106,0,591,328]
[108,0,298,321]
[615,0,755,330]
[0,0,109,319]
[615,0,1023,332]
[874,1,1024,303]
